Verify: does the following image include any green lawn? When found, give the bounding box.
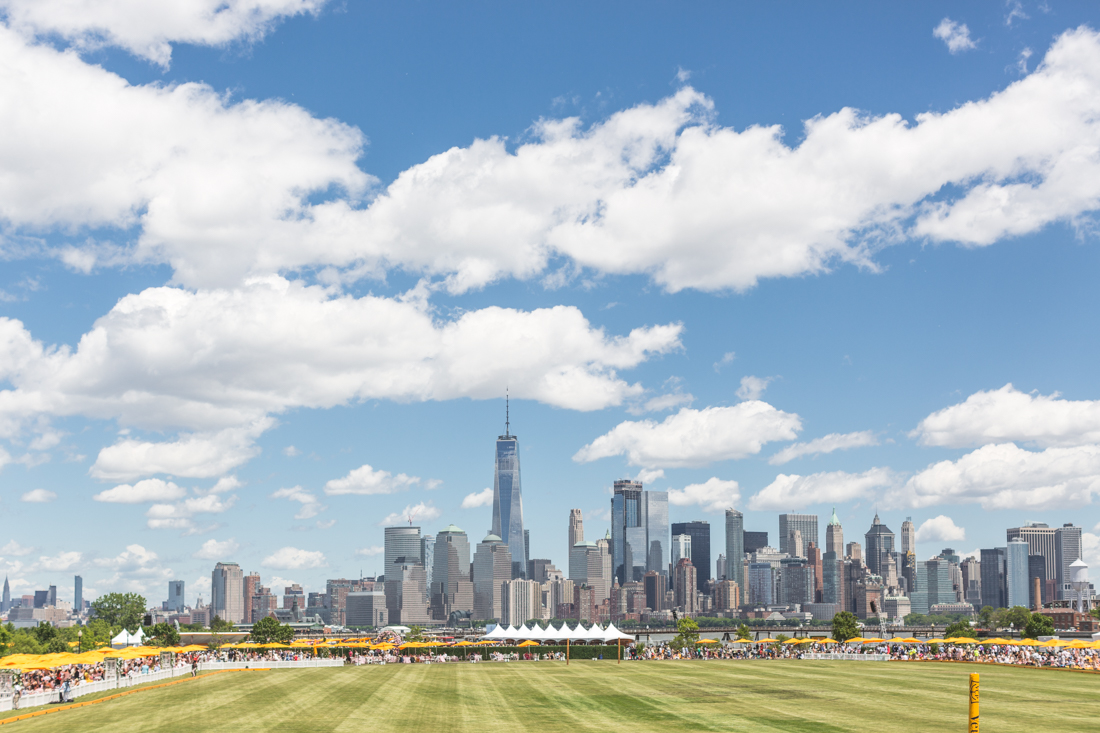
[8,660,1099,732]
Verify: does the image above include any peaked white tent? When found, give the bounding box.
[602,622,633,643]
[110,628,145,648]
[578,623,606,643]
[482,624,507,640]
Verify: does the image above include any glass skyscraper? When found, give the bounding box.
[611,480,669,583]
[491,401,525,578]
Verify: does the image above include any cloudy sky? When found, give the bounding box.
[2,1,1100,607]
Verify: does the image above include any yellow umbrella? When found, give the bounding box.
[861,638,886,644]
[951,638,978,645]
[1064,639,1093,648]
[727,639,751,644]
[451,640,475,647]
[922,639,945,644]
[517,640,540,647]
[782,638,804,645]
[695,639,720,644]
[984,638,1013,645]
[901,637,921,643]
[843,637,865,644]
[1014,638,1041,646]
[886,637,910,643]
[813,638,839,644]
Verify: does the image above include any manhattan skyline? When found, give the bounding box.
[0,2,1099,605]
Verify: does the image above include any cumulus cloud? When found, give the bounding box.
[323,464,420,496]
[915,515,966,544]
[90,422,269,481]
[0,540,33,556]
[93,478,186,504]
[262,546,327,570]
[913,384,1100,448]
[379,501,441,527]
[736,376,773,401]
[0,0,327,66]
[933,18,977,54]
[20,489,56,503]
[747,468,894,511]
[573,403,801,468]
[633,468,665,485]
[193,538,240,560]
[355,546,384,556]
[768,430,879,465]
[146,493,237,531]
[271,486,325,519]
[460,488,493,509]
[36,550,83,572]
[93,544,173,593]
[894,443,1100,510]
[667,477,740,513]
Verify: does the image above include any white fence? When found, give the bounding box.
[802,653,890,661]
[0,659,344,712]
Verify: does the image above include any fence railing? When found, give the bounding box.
[802,653,890,661]
[198,660,343,671]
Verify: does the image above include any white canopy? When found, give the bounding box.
[602,622,633,642]
[514,624,533,641]
[482,624,507,639]
[578,623,605,642]
[110,628,145,648]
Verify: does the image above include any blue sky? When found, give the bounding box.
[1,0,1100,607]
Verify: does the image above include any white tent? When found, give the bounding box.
[514,624,533,641]
[482,624,507,640]
[502,625,520,640]
[602,622,633,643]
[539,623,563,642]
[110,628,145,648]
[578,623,605,643]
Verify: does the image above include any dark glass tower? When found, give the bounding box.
[671,521,710,593]
[492,397,525,578]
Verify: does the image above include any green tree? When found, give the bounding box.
[943,620,977,639]
[831,611,860,642]
[1003,606,1031,630]
[670,617,699,650]
[147,622,180,647]
[91,593,147,632]
[209,615,235,632]
[1023,613,1054,639]
[405,625,425,642]
[249,617,294,644]
[33,622,58,645]
[977,606,996,628]
[735,624,751,640]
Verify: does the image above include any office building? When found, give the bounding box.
[346,591,387,627]
[672,521,711,594]
[672,559,698,614]
[569,540,610,603]
[747,563,775,605]
[501,579,542,626]
[568,509,584,557]
[167,580,186,614]
[864,514,895,578]
[743,531,769,554]
[714,579,740,612]
[1055,523,1082,601]
[281,584,304,610]
[241,574,260,622]
[1007,523,1058,583]
[610,480,669,582]
[807,542,823,603]
[780,562,815,608]
[384,526,422,573]
[825,509,844,556]
[251,587,277,622]
[491,400,526,578]
[387,561,429,624]
[960,557,981,608]
[910,559,955,615]
[212,562,244,623]
[527,559,558,583]
[716,554,726,582]
[421,534,436,589]
[1,577,9,612]
[643,571,667,612]
[473,533,512,621]
[430,524,474,621]
[900,517,915,555]
[822,550,844,605]
[786,529,803,559]
[779,514,818,558]
[725,509,745,601]
[47,586,56,607]
[73,576,82,615]
[1006,540,1030,608]
[846,542,862,562]
[671,534,692,569]
[979,548,1006,609]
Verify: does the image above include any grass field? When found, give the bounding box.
[8,660,1099,732]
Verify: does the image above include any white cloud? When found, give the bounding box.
[933,18,977,54]
[915,515,966,544]
[1083,532,1100,568]
[747,468,894,511]
[262,546,327,570]
[323,464,420,496]
[90,421,270,481]
[36,550,82,572]
[0,0,327,67]
[736,375,773,401]
[894,443,1100,510]
[1017,47,1034,74]
[146,493,237,531]
[193,538,240,560]
[633,468,665,485]
[93,478,186,504]
[668,477,740,513]
[713,352,736,372]
[283,445,300,457]
[0,540,33,557]
[913,384,1100,448]
[20,489,56,503]
[642,391,694,413]
[379,501,441,527]
[768,430,879,465]
[271,486,325,519]
[460,488,493,509]
[355,546,384,557]
[573,403,801,468]
[93,544,173,593]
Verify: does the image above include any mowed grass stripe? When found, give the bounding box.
[9,660,1100,733]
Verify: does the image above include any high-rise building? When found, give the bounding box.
[610,481,669,582]
[846,542,862,562]
[47,586,56,607]
[807,542,823,603]
[1006,539,1030,608]
[979,548,1006,609]
[569,541,610,603]
[822,550,844,605]
[910,559,955,615]
[33,591,47,609]
[643,571,666,612]
[786,529,803,559]
[672,559,698,614]
[282,584,304,610]
[346,591,387,627]
[430,524,474,621]
[960,557,981,608]
[568,509,584,557]
[716,554,726,581]
[1027,555,1046,609]
[1055,523,1082,601]
[251,586,277,622]
[900,517,915,555]
[747,563,775,605]
[501,578,542,625]
[473,533,512,621]
[724,509,744,603]
[779,514,818,558]
[714,579,740,612]
[491,399,525,579]
[743,531,769,554]
[1,576,9,612]
[1007,523,1058,583]
[672,521,711,594]
[388,561,429,624]
[779,562,815,608]
[167,580,186,614]
[73,576,82,615]
[671,534,692,568]
[825,509,844,556]
[864,514,895,578]
[212,562,244,623]
[384,526,422,576]
[421,534,436,589]
[241,574,260,623]
[527,559,558,583]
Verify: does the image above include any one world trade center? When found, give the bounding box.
[492,397,525,578]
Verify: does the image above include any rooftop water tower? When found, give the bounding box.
[1069,558,1091,614]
